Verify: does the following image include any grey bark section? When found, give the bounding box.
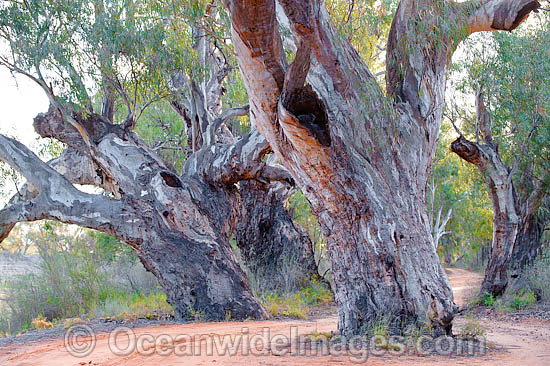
[235,180,319,292]
[508,212,545,294]
[227,0,539,335]
[1,107,268,321]
[451,136,519,296]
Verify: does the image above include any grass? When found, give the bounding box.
[456,314,486,340]
[261,278,333,319]
[91,291,173,321]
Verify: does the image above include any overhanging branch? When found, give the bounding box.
[0,134,128,242]
[465,0,540,33]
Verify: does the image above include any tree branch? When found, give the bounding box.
[465,0,540,34]
[185,130,271,184]
[204,105,249,146]
[0,134,128,243]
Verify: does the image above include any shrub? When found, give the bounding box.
[260,279,333,319]
[482,293,495,307]
[0,222,168,335]
[510,290,537,310]
[457,315,486,340]
[31,315,53,330]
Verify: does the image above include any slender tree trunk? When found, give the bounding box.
[451,136,520,296]
[235,180,319,292]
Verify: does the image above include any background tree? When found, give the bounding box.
[450,17,550,296]
[429,123,494,267]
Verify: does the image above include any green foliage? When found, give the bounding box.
[0,222,166,334]
[260,279,333,320]
[510,290,537,310]
[288,190,331,282]
[451,15,550,201]
[429,123,493,266]
[299,277,334,306]
[326,0,397,82]
[189,307,206,322]
[481,293,495,308]
[93,291,173,321]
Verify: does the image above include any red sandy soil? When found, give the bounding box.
[1,268,549,366]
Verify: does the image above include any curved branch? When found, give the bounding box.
[204,105,250,146]
[185,130,271,184]
[0,134,131,243]
[465,0,540,33]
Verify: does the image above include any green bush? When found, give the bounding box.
[457,315,486,340]
[482,293,495,307]
[260,279,333,319]
[510,290,537,310]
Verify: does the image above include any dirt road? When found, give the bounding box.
[1,268,549,365]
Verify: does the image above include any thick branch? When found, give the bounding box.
[184,130,271,184]
[0,134,130,243]
[450,136,486,167]
[466,0,540,33]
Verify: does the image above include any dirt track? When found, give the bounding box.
[1,268,549,365]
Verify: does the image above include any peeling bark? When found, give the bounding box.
[227,0,538,335]
[1,108,270,321]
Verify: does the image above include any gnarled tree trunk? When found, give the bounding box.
[226,0,539,335]
[0,107,284,321]
[235,179,319,292]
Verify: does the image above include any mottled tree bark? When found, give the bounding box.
[226,0,539,335]
[0,107,281,321]
[235,179,319,292]
[451,91,547,296]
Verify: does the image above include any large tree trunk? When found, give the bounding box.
[226,0,538,335]
[235,179,319,292]
[0,107,287,321]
